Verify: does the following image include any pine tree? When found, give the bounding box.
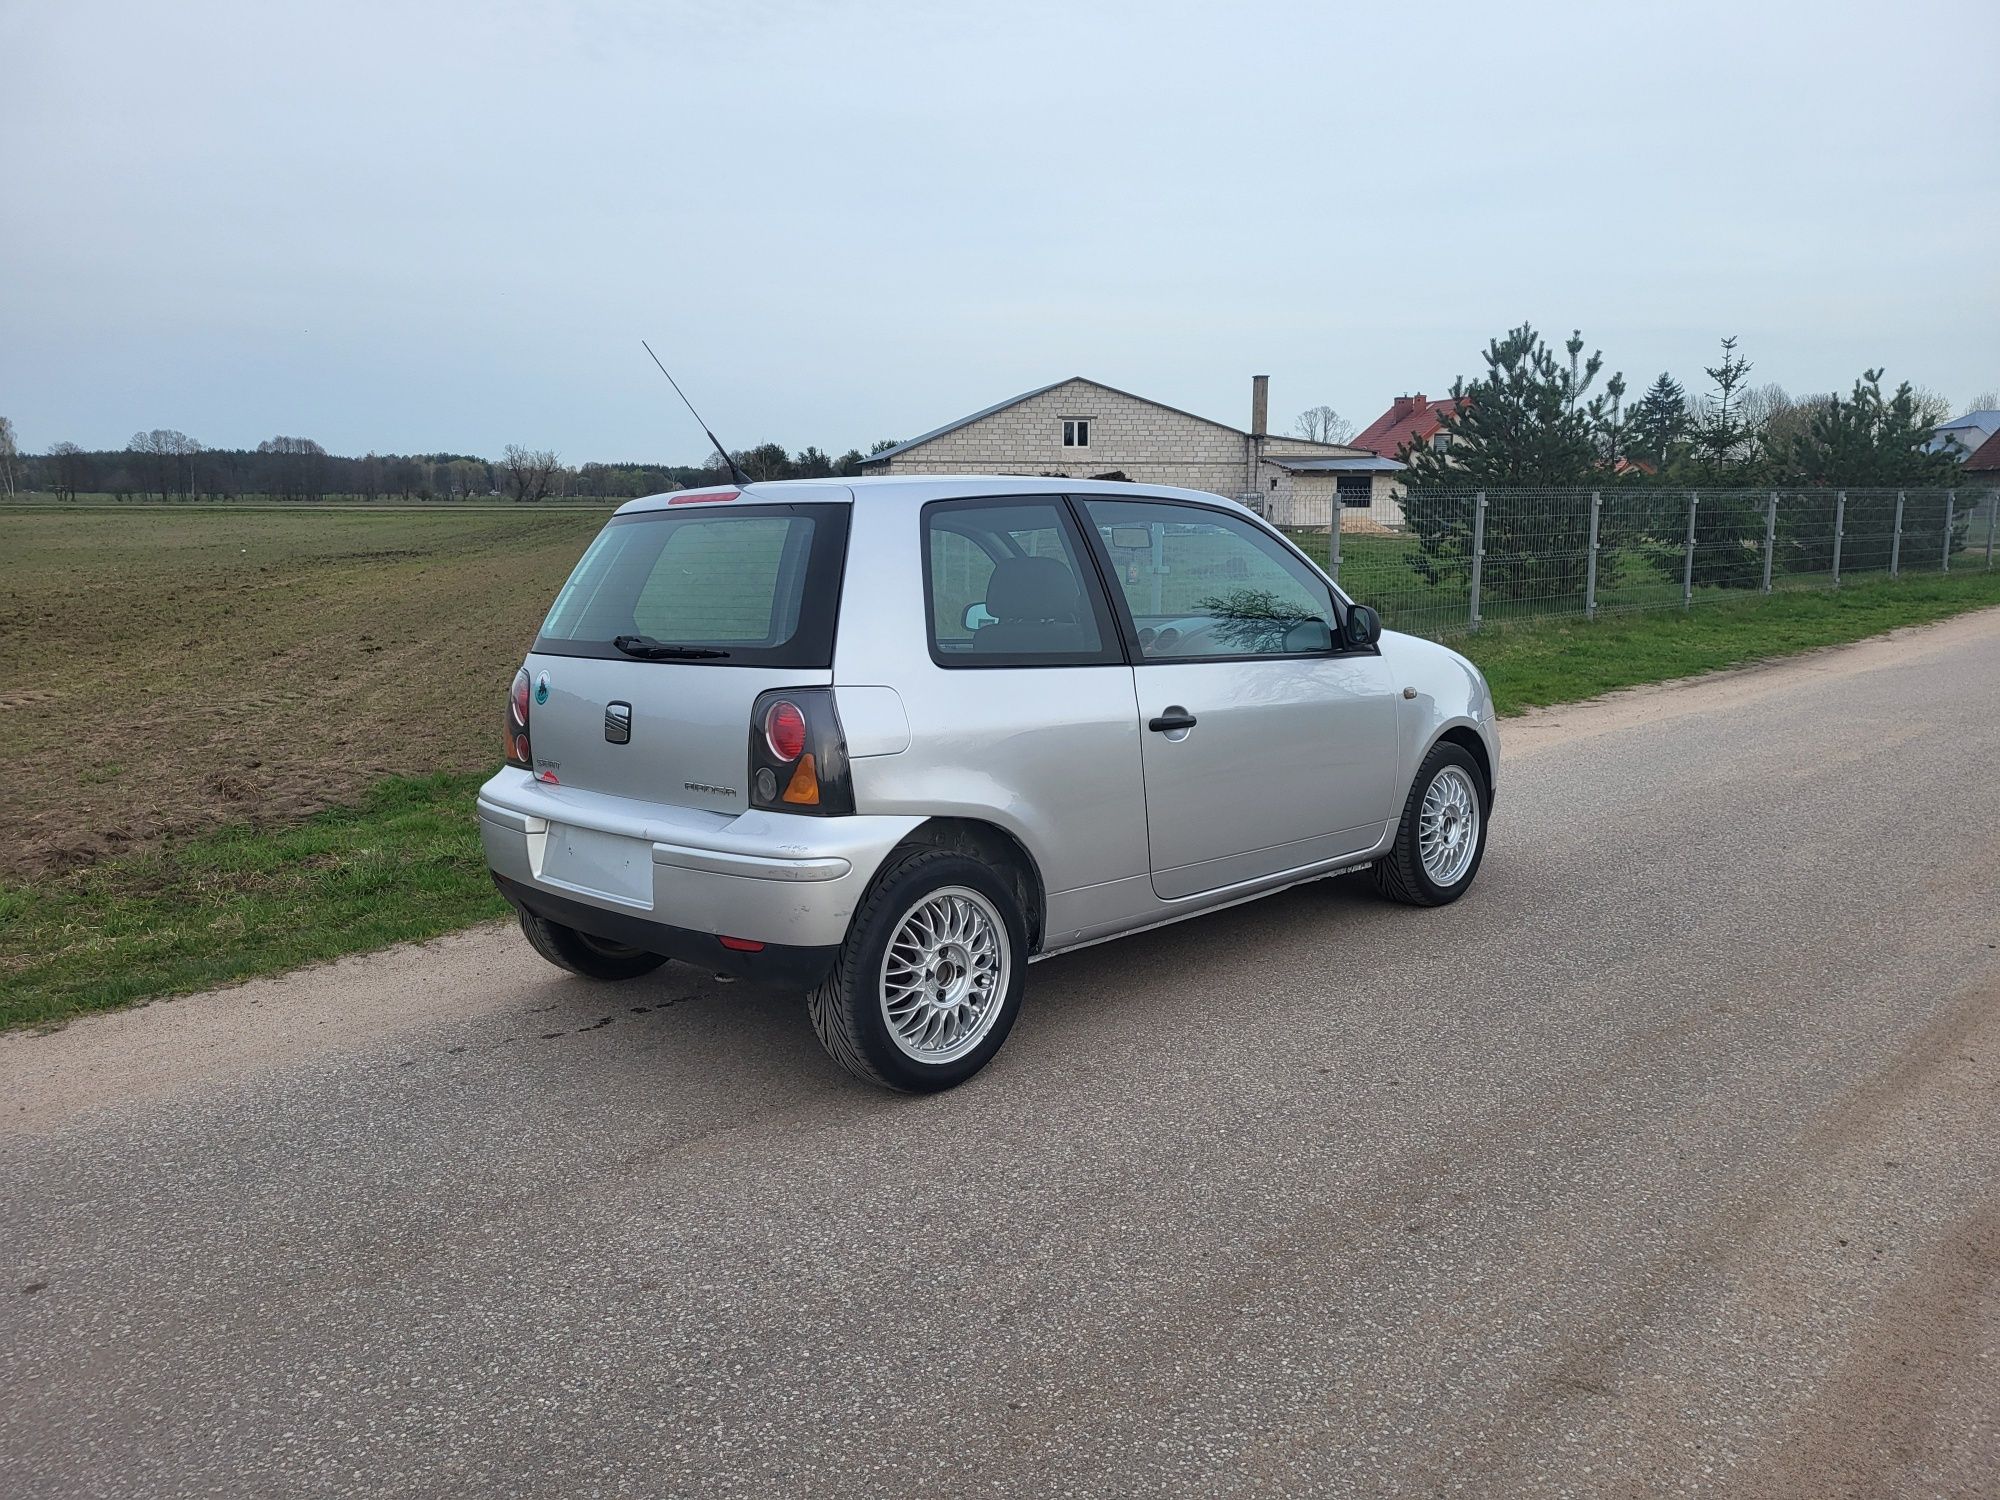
[1403,324,1611,489]
[1779,370,1963,487]
[1399,324,1623,603]
[1773,371,1969,573]
[1600,372,1628,466]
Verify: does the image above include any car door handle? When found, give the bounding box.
[1148,708,1198,733]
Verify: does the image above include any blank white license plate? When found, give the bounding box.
[542,824,653,907]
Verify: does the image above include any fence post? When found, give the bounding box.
[1943,491,1955,573]
[1890,491,1904,578]
[1762,492,1777,593]
[1682,490,1698,609]
[1328,506,1342,587]
[1585,490,1601,620]
[1468,492,1487,631]
[1831,490,1845,588]
[1987,490,1997,569]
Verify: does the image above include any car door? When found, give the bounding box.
[1075,495,1401,901]
[904,494,1152,911]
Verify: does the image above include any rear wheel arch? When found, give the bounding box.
[886,818,1046,954]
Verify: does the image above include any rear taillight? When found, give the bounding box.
[763,700,807,762]
[505,666,533,769]
[747,688,853,816]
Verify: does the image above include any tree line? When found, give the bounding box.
[1395,323,1995,601]
[1,429,903,503]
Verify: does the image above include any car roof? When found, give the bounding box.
[614,474,1257,518]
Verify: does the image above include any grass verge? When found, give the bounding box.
[1458,571,2000,712]
[5,571,1998,1031]
[1,774,507,1030]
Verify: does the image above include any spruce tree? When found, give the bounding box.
[1648,338,1767,590]
[1625,373,1690,474]
[1690,336,1758,480]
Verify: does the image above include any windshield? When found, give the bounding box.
[534,502,850,666]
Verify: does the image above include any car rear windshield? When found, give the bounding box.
[534,502,850,666]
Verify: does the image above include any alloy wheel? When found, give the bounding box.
[1418,765,1480,887]
[879,886,1011,1064]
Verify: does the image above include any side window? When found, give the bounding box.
[923,498,1117,666]
[1081,498,1338,660]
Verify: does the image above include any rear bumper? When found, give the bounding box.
[476,770,923,957]
[492,873,839,987]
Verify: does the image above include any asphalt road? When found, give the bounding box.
[6,612,2000,1499]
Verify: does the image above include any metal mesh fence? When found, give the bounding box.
[1279,486,2000,639]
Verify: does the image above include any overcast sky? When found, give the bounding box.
[3,0,1996,464]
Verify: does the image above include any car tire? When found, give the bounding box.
[806,848,1028,1093]
[518,909,670,980]
[1374,740,1489,907]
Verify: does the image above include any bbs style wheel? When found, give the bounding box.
[1374,740,1489,907]
[806,849,1028,1092]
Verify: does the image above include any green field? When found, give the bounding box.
[5,504,1999,1030]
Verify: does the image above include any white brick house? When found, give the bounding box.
[861,376,1401,530]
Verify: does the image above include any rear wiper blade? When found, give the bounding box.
[612,635,730,660]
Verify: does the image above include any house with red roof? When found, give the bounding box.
[1964,428,2000,476]
[1340,393,1466,525]
[1352,393,1464,466]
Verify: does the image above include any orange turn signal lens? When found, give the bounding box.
[781,753,820,805]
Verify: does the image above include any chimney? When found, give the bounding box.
[1250,375,1269,437]
[1409,392,1427,412]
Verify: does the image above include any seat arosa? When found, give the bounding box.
[481,476,1497,1091]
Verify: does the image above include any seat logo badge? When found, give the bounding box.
[604,701,632,744]
[535,671,551,706]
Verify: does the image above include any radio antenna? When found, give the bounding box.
[642,340,753,487]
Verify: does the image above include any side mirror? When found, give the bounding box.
[963,602,996,631]
[1343,603,1382,649]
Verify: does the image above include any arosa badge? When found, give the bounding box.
[604,701,632,744]
[534,670,551,706]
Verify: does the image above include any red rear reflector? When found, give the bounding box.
[764,700,807,762]
[718,935,764,952]
[669,488,740,505]
[535,769,559,784]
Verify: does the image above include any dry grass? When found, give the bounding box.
[1,507,610,876]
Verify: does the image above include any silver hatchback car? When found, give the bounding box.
[480,476,1497,1090]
